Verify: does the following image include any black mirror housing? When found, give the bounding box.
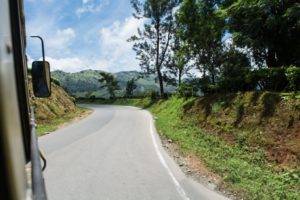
[32,61,51,98]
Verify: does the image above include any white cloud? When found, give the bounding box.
[76,0,109,17]
[47,28,76,51]
[30,27,76,57]
[26,0,141,73]
[98,16,144,72]
[83,0,92,4]
[34,56,109,72]
[26,10,76,57]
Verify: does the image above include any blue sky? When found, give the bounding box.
[25,0,143,72]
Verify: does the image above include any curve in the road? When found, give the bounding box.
[39,105,229,200]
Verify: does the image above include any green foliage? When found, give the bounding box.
[177,0,225,83]
[99,72,120,99]
[125,78,138,98]
[147,90,159,101]
[147,97,299,199]
[285,66,300,91]
[219,48,252,92]
[89,95,96,102]
[91,95,300,199]
[246,67,300,92]
[176,83,195,98]
[246,68,287,91]
[37,107,89,136]
[166,33,191,86]
[199,76,219,94]
[129,0,179,97]
[52,70,173,98]
[223,0,300,67]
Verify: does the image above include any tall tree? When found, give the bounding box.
[129,0,179,97]
[166,34,192,86]
[98,72,119,99]
[222,0,300,67]
[125,78,138,98]
[177,0,225,84]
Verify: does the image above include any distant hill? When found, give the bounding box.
[51,70,175,98]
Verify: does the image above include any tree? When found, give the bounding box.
[165,34,192,86]
[177,0,225,84]
[125,78,138,98]
[98,72,119,99]
[222,0,300,67]
[219,47,252,92]
[129,0,179,97]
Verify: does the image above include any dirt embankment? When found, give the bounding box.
[184,92,300,169]
[28,78,77,123]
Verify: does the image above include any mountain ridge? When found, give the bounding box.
[51,70,175,98]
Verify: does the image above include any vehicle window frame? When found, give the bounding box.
[9,0,31,162]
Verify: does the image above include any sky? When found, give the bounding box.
[25,0,143,73]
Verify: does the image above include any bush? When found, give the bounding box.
[176,83,195,98]
[199,77,218,94]
[200,77,220,94]
[146,90,159,101]
[89,95,96,102]
[219,49,252,92]
[285,66,300,91]
[247,68,288,91]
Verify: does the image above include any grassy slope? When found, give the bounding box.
[28,79,90,136]
[36,107,90,136]
[90,93,300,200]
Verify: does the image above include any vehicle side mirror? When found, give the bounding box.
[32,61,51,98]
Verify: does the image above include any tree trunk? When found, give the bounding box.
[178,69,182,86]
[210,65,216,85]
[155,22,164,97]
[211,73,215,85]
[266,48,279,68]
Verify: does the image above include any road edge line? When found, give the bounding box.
[149,115,190,200]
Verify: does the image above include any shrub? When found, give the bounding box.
[201,83,220,94]
[219,49,252,92]
[89,95,96,102]
[146,90,159,101]
[176,83,195,98]
[199,77,219,94]
[285,66,300,91]
[248,68,288,91]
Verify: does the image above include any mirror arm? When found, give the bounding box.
[30,36,45,62]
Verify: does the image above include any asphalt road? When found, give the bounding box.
[39,105,229,200]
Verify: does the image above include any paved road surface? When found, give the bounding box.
[39,105,229,200]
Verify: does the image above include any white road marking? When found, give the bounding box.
[149,116,190,200]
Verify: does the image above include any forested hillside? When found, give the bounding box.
[52,70,175,98]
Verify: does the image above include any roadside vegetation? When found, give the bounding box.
[36,107,90,136]
[40,0,299,198]
[85,92,300,199]
[28,77,91,136]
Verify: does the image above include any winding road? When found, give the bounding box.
[39,105,228,200]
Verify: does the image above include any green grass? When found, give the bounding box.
[37,107,90,136]
[88,96,300,200]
